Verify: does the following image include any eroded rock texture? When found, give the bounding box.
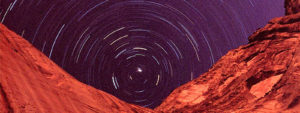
[285,0,300,15]
[0,24,153,113]
[155,6,300,113]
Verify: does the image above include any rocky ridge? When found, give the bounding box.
[155,1,300,112]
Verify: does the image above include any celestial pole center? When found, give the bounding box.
[137,67,143,73]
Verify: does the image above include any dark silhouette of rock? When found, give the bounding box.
[155,1,300,113]
[0,24,154,113]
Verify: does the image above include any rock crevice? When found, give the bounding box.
[0,84,13,113]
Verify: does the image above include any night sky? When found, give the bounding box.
[0,0,284,108]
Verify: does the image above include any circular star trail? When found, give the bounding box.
[0,0,284,108]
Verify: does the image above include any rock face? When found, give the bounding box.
[1,0,300,113]
[285,0,300,15]
[0,24,153,113]
[155,3,300,113]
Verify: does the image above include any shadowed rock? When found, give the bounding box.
[285,0,300,15]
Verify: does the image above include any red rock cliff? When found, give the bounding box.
[0,24,153,113]
[155,1,300,113]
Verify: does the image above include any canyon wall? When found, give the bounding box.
[0,24,153,113]
[155,0,300,112]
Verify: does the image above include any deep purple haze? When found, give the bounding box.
[0,0,284,108]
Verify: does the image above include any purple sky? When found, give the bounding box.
[0,0,284,108]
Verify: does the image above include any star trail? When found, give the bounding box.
[0,0,284,108]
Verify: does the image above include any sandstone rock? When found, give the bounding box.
[155,5,300,113]
[0,24,153,113]
[285,0,300,15]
